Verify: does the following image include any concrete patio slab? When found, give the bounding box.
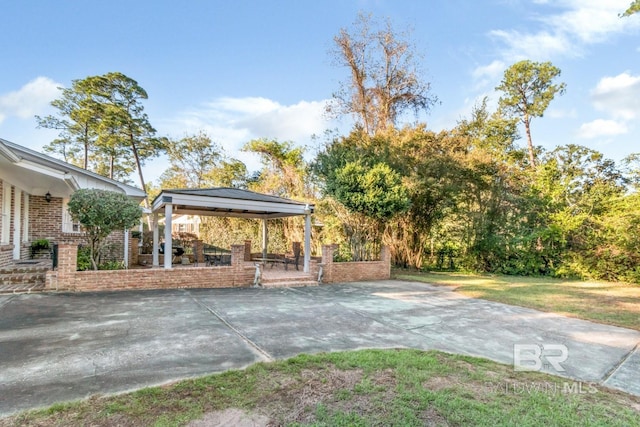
[1,280,639,417]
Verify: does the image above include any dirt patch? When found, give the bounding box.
[187,408,270,427]
[251,366,405,425]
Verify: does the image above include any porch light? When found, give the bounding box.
[45,192,52,203]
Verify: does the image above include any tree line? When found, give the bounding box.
[39,10,640,282]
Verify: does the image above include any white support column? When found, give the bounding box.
[139,217,144,249]
[304,205,311,273]
[123,228,129,268]
[22,194,29,243]
[164,203,173,269]
[12,189,21,260]
[262,218,268,259]
[152,212,159,267]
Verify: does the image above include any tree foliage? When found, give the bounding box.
[496,60,566,167]
[622,0,640,16]
[37,72,165,208]
[160,131,223,188]
[67,189,142,270]
[327,13,437,135]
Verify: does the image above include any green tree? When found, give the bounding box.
[36,78,103,169]
[622,0,640,16]
[207,159,248,188]
[496,60,566,168]
[328,13,437,135]
[38,72,164,211]
[67,189,142,270]
[160,131,223,188]
[92,72,165,210]
[243,138,307,198]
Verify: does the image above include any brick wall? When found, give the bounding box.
[320,244,390,283]
[30,194,127,263]
[130,237,139,266]
[46,243,256,292]
[0,178,131,268]
[0,245,12,267]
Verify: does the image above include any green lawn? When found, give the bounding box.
[393,269,640,331]
[3,349,639,427]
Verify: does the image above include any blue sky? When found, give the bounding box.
[1,0,639,184]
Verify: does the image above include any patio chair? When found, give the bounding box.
[160,243,185,263]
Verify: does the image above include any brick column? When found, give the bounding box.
[193,239,204,264]
[131,237,139,266]
[381,245,391,279]
[244,240,252,261]
[321,244,338,283]
[57,244,78,274]
[231,244,245,268]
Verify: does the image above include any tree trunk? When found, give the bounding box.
[524,114,537,168]
[129,131,152,229]
[83,126,89,170]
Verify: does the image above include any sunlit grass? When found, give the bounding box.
[3,349,639,427]
[394,270,640,331]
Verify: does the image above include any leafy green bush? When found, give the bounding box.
[98,260,125,270]
[77,246,92,271]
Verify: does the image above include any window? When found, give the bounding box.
[1,182,10,244]
[62,198,82,233]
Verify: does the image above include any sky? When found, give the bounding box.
[1,0,639,186]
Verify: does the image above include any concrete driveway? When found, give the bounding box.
[1,280,639,417]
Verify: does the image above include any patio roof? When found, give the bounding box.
[150,187,315,272]
[151,187,314,219]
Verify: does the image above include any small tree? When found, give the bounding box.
[496,60,566,168]
[67,189,142,270]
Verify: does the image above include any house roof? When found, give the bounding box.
[152,187,314,219]
[0,138,146,200]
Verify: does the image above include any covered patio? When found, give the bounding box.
[150,188,315,272]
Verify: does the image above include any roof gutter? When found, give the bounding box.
[0,141,20,163]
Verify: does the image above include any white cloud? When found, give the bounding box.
[546,108,578,119]
[163,97,331,147]
[0,77,60,124]
[471,60,506,90]
[157,97,336,173]
[545,0,636,44]
[577,119,628,139]
[488,0,639,63]
[591,72,640,120]
[489,29,574,62]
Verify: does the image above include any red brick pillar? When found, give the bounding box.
[193,239,204,264]
[231,244,245,268]
[244,240,252,261]
[381,245,391,279]
[131,237,139,266]
[54,244,78,290]
[321,244,337,283]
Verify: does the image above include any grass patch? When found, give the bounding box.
[393,269,640,331]
[2,349,639,426]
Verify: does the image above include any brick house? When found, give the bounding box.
[0,138,146,269]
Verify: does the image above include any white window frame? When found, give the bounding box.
[62,198,82,233]
[1,182,10,244]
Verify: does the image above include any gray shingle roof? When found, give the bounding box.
[165,187,311,206]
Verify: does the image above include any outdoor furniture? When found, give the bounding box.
[204,253,231,266]
[159,243,185,263]
[253,256,291,270]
